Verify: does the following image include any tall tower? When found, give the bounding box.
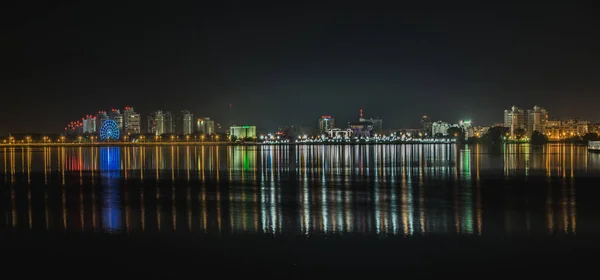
[504,105,526,137]
[108,109,123,132]
[318,116,335,134]
[527,105,548,136]
[123,106,141,134]
[421,115,432,136]
[181,110,194,135]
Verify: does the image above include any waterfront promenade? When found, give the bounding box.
[0,140,463,147]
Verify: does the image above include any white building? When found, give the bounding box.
[197,117,215,135]
[109,109,123,132]
[181,110,194,135]
[327,128,353,139]
[230,126,257,139]
[459,120,474,138]
[527,105,548,136]
[431,121,451,136]
[148,110,166,136]
[504,106,526,137]
[123,106,141,134]
[82,115,96,134]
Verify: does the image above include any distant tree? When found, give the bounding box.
[530,131,548,145]
[447,127,465,142]
[481,126,507,144]
[434,133,444,138]
[582,133,600,142]
[513,128,526,140]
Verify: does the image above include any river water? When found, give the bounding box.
[1,144,599,278]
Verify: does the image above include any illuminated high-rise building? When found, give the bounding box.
[123,106,141,134]
[197,117,215,135]
[420,115,432,136]
[83,115,97,134]
[108,109,123,132]
[527,105,548,135]
[95,111,108,133]
[147,110,166,135]
[503,106,526,137]
[172,110,193,135]
[164,111,174,134]
[181,110,194,135]
[318,116,335,134]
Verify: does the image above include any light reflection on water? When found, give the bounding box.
[0,144,595,236]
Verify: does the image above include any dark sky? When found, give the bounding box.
[2,1,599,134]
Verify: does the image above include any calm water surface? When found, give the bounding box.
[2,143,600,277]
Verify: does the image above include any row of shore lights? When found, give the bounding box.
[1,134,221,144]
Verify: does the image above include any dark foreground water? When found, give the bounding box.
[2,144,600,278]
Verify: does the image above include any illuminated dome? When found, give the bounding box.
[99,120,120,141]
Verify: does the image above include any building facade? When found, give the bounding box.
[527,105,548,135]
[420,115,432,136]
[95,111,109,133]
[459,120,474,138]
[123,106,141,134]
[197,117,215,135]
[108,109,123,132]
[328,128,353,138]
[504,106,526,137]
[359,117,383,135]
[181,110,194,135]
[431,121,451,136]
[230,126,257,139]
[147,110,167,136]
[544,119,589,140]
[82,115,96,134]
[318,116,335,134]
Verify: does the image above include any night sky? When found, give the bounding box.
[2,1,598,134]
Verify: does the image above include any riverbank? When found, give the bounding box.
[0,141,459,147]
[0,141,591,147]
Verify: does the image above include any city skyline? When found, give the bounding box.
[3,102,599,137]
